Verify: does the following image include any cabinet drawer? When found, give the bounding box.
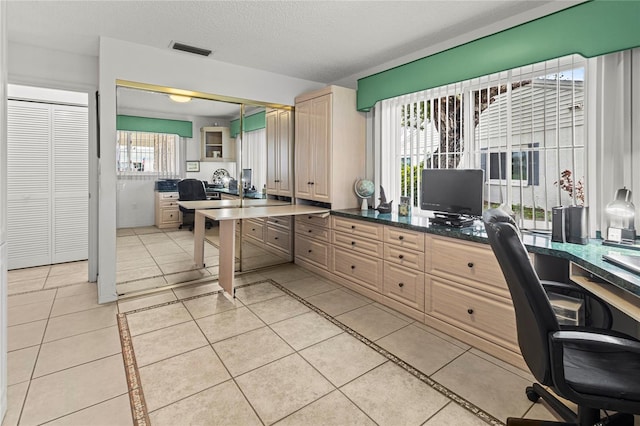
[332,216,383,240]
[267,215,292,230]
[331,230,383,258]
[383,262,425,311]
[428,276,518,351]
[159,192,179,200]
[296,214,330,229]
[161,208,180,224]
[295,235,330,269]
[331,247,383,293]
[243,220,265,240]
[160,199,179,209]
[384,226,425,252]
[384,245,424,272]
[296,222,330,243]
[266,226,291,252]
[427,236,507,292]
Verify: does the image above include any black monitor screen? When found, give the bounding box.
[420,168,484,217]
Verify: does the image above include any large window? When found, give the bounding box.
[116,130,179,179]
[379,54,586,229]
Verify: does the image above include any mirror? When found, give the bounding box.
[115,85,293,297]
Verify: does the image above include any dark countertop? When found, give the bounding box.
[332,209,640,298]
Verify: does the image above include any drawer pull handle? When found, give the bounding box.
[308,249,312,253]
[351,225,356,229]
[398,254,404,259]
[351,241,356,245]
[467,308,474,315]
[398,236,404,240]
[308,229,313,233]
[252,228,256,231]
[467,262,474,268]
[398,282,404,288]
[351,265,356,269]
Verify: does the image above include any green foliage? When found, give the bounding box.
[400,160,424,206]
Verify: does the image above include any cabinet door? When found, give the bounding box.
[295,100,313,199]
[266,111,278,193]
[310,94,331,202]
[277,109,293,196]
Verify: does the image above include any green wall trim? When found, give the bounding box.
[116,115,192,138]
[230,111,266,138]
[357,0,640,111]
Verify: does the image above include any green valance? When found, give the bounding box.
[116,115,192,138]
[357,0,640,111]
[230,111,266,138]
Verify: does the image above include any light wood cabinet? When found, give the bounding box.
[424,234,523,368]
[266,109,293,197]
[294,214,525,369]
[201,126,232,161]
[294,86,365,209]
[154,191,181,229]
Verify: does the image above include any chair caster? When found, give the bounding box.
[526,386,540,403]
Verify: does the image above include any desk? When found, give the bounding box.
[176,198,290,210]
[194,205,330,296]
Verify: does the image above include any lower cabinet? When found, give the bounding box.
[294,214,524,369]
[154,191,181,229]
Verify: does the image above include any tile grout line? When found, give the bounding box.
[267,278,506,426]
[117,313,151,426]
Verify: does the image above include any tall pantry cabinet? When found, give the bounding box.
[294,86,365,209]
[266,109,293,197]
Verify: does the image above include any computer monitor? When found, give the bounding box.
[420,168,484,227]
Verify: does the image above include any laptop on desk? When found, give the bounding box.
[603,253,640,276]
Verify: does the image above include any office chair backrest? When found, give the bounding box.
[483,208,560,386]
[177,179,207,201]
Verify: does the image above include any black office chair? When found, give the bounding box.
[483,208,640,426]
[177,179,213,231]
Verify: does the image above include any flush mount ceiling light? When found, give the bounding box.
[168,94,192,103]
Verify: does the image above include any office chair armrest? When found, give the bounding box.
[541,280,613,329]
[550,330,640,353]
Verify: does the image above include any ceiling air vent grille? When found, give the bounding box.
[171,41,212,57]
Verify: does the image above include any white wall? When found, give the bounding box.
[1,1,8,421]
[98,37,324,302]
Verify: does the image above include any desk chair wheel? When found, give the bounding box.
[526,387,540,403]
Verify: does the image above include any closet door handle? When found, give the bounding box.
[467,308,474,315]
[398,254,404,259]
[398,282,404,288]
[467,262,474,268]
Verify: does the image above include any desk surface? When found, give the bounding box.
[177,199,290,210]
[198,204,330,221]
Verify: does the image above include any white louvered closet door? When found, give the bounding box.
[7,100,88,269]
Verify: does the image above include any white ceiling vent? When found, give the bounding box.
[170,41,212,57]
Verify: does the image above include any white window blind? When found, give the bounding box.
[379,54,586,229]
[116,130,179,179]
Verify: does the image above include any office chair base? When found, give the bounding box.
[519,384,634,426]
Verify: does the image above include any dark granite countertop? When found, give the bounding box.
[332,209,640,298]
[206,188,264,199]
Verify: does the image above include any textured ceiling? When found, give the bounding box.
[7,0,583,86]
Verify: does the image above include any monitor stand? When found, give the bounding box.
[431,213,475,228]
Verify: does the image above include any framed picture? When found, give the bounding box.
[186,161,200,172]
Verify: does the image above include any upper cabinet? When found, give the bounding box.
[201,126,233,161]
[294,85,365,209]
[266,109,293,197]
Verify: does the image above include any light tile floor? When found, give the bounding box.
[5,260,578,426]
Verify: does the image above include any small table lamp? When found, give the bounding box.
[605,187,636,244]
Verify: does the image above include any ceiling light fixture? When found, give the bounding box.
[168,94,192,103]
